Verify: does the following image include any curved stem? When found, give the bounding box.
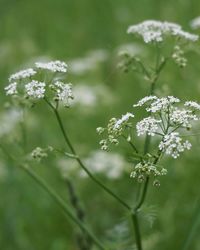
[45,100,131,211]
[22,165,107,250]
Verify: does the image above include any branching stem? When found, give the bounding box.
[45,98,131,211]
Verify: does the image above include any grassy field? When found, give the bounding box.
[1,1,200,250]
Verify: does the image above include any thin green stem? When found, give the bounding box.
[131,213,142,250]
[134,177,150,212]
[22,165,107,250]
[45,99,131,211]
[122,134,139,154]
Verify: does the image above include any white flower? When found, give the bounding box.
[113,112,134,130]
[52,81,73,106]
[35,60,67,73]
[190,16,200,29]
[4,82,18,95]
[159,132,191,158]
[127,20,198,43]
[184,101,200,111]
[25,80,46,99]
[146,96,180,113]
[133,95,157,107]
[169,108,198,128]
[172,29,199,42]
[136,117,161,136]
[9,68,36,82]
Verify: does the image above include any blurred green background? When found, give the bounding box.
[1,0,200,249]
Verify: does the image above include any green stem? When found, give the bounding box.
[131,213,142,250]
[134,177,150,212]
[22,165,107,250]
[45,99,131,211]
[131,176,149,250]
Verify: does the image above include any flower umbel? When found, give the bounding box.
[98,95,200,185]
[127,20,199,43]
[4,60,73,108]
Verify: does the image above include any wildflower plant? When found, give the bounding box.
[2,19,200,250]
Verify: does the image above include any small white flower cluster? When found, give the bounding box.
[5,60,73,107]
[114,112,134,130]
[5,82,18,95]
[35,60,67,73]
[190,16,200,29]
[97,112,134,150]
[130,160,167,184]
[127,20,198,43]
[50,81,73,107]
[169,108,198,128]
[184,101,200,111]
[136,117,161,136]
[159,132,191,158]
[145,96,180,113]
[9,68,36,82]
[133,95,157,107]
[25,80,46,99]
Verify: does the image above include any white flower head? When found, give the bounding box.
[172,29,199,42]
[127,20,198,43]
[146,96,180,113]
[52,81,73,106]
[159,132,191,158]
[9,68,36,82]
[169,108,198,128]
[35,60,67,73]
[184,101,200,111]
[136,117,161,136]
[4,82,18,95]
[133,96,157,107]
[113,112,134,130]
[25,80,46,99]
